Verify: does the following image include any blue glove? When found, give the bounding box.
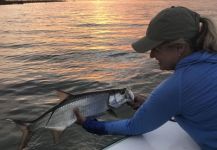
[82,118,108,135]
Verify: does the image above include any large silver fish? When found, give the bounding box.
[7,88,134,150]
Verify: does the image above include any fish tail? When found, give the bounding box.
[6,119,32,150]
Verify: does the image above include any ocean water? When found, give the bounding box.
[0,0,217,149]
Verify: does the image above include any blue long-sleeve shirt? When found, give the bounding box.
[83,51,217,150]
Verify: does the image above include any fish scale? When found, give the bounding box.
[47,92,109,129]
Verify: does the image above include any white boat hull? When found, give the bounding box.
[104,121,200,150]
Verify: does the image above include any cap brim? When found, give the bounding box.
[132,36,163,53]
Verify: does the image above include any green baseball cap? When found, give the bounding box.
[132,6,200,53]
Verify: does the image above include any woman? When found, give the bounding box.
[74,6,217,150]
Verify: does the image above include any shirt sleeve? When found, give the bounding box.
[83,74,182,135]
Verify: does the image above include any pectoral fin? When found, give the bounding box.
[51,129,64,144]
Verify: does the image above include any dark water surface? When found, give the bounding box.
[1,0,217,149]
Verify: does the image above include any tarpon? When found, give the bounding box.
[6,88,134,150]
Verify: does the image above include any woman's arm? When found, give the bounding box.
[75,75,182,135]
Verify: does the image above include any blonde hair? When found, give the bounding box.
[166,17,217,52]
[195,17,217,52]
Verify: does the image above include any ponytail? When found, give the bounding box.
[195,17,217,52]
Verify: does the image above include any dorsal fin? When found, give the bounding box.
[56,90,71,102]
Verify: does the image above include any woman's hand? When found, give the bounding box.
[127,94,146,110]
[73,108,107,135]
[73,108,86,125]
